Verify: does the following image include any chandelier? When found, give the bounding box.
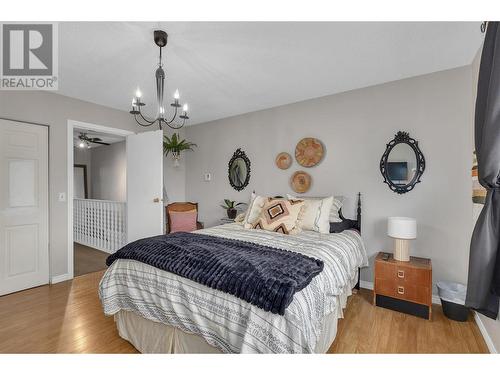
[130,30,189,130]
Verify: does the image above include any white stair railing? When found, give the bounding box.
[74,198,126,253]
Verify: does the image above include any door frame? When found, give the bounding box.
[67,120,134,280]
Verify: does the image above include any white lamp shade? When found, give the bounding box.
[388,217,417,239]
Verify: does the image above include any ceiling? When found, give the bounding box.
[73,128,125,148]
[59,22,484,125]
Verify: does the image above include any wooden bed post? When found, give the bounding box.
[357,192,361,233]
[355,192,362,291]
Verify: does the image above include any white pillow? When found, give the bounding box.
[286,194,333,233]
[330,197,343,223]
[243,192,266,228]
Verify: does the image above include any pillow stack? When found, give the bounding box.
[240,192,344,235]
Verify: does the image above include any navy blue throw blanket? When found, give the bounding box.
[106,232,324,315]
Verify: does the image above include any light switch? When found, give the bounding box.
[204,173,211,182]
[58,192,66,202]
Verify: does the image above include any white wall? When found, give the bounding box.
[0,90,141,278]
[90,141,126,201]
[185,66,474,290]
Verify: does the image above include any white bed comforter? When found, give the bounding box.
[99,224,368,353]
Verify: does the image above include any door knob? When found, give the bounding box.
[153,198,162,203]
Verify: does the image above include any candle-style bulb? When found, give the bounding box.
[183,103,188,112]
[174,89,180,100]
[135,88,142,98]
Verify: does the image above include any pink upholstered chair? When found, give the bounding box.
[166,202,204,234]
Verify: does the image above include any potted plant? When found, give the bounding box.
[221,199,245,219]
[163,133,197,167]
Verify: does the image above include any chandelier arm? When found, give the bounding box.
[166,117,186,130]
[137,109,158,125]
[164,106,179,125]
[134,113,156,127]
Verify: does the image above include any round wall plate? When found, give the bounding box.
[291,171,312,193]
[295,137,324,167]
[275,152,292,169]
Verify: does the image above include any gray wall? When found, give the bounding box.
[90,141,126,201]
[163,128,187,204]
[185,66,474,290]
[74,146,92,196]
[0,90,141,278]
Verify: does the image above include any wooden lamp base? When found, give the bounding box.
[394,238,410,261]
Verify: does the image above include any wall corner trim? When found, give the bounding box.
[50,273,72,284]
[474,311,498,354]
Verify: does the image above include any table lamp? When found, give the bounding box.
[388,217,417,262]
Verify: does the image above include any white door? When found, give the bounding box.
[126,130,163,242]
[0,119,49,295]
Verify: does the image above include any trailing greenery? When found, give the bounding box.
[221,199,245,210]
[163,133,197,156]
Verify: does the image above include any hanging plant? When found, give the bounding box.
[163,133,197,167]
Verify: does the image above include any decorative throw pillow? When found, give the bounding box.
[243,192,266,228]
[286,194,333,233]
[251,198,305,235]
[330,197,343,223]
[169,210,197,233]
[234,212,246,223]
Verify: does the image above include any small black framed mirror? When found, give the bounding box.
[228,148,251,191]
[380,131,425,194]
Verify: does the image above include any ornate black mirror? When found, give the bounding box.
[228,148,251,191]
[380,131,425,194]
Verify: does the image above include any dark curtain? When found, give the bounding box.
[466,22,500,319]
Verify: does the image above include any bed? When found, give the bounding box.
[99,196,367,354]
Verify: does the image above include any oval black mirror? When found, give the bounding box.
[228,148,251,191]
[380,131,425,194]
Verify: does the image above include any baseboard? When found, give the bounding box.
[474,311,498,354]
[359,280,441,305]
[51,273,72,284]
[360,280,373,290]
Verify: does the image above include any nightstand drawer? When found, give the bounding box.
[394,264,430,286]
[375,261,430,286]
[375,278,431,305]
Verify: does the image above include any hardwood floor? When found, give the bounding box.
[329,289,488,353]
[74,243,109,277]
[0,271,136,353]
[0,272,488,353]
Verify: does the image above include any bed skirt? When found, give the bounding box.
[113,272,357,354]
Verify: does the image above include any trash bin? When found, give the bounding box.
[436,281,469,322]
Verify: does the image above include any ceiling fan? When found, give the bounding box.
[76,132,110,148]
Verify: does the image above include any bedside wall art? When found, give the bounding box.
[275,152,292,170]
[290,170,312,193]
[295,137,324,167]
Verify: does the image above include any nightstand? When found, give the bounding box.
[374,252,432,320]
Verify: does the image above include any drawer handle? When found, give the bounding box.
[397,270,405,279]
[397,286,405,295]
